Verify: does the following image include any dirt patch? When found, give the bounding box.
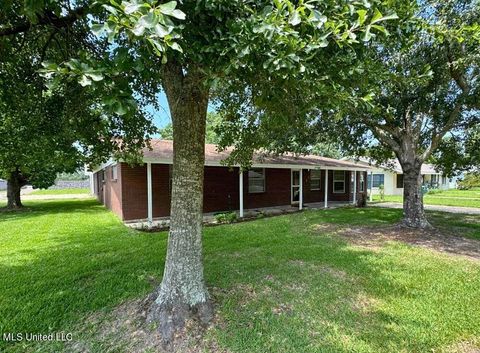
[441,340,480,353]
[288,259,348,279]
[271,303,294,316]
[310,223,341,234]
[68,294,230,353]
[339,225,480,261]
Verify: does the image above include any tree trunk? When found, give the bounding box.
[400,160,431,229]
[6,171,24,209]
[147,62,213,343]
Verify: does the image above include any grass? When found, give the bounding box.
[1,199,479,352]
[29,187,90,195]
[372,188,480,208]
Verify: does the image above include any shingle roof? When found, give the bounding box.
[143,140,368,170]
[350,157,439,174]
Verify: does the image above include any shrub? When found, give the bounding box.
[378,184,385,201]
[458,173,480,190]
[214,212,237,224]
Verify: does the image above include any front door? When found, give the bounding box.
[291,169,300,204]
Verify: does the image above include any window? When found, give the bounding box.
[367,173,384,188]
[248,168,265,193]
[396,174,404,188]
[111,164,118,181]
[310,170,321,190]
[360,173,365,192]
[333,171,345,193]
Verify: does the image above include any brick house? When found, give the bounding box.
[91,140,369,222]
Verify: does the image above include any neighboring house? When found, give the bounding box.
[344,158,457,196]
[91,140,370,222]
[0,179,6,191]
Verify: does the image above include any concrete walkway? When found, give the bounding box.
[370,202,480,215]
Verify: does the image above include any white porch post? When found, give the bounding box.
[353,170,357,205]
[369,170,373,202]
[239,170,244,218]
[147,162,153,225]
[324,169,328,208]
[299,169,303,210]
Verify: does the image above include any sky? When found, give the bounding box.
[148,92,218,134]
[149,92,171,130]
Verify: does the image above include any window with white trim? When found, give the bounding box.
[367,173,384,188]
[310,170,321,190]
[333,171,345,193]
[111,164,118,181]
[248,168,265,193]
[359,173,365,192]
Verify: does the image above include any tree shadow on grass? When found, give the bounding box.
[205,209,480,353]
[0,203,478,352]
[0,199,168,352]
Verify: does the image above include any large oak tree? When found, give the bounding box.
[216,0,480,229]
[3,0,398,342]
[0,0,158,208]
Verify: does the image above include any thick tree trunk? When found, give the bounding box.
[6,171,24,209]
[399,159,431,229]
[147,63,213,343]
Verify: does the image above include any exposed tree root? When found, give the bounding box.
[146,288,214,347]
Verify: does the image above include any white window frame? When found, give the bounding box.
[333,171,345,193]
[111,164,118,181]
[248,168,265,193]
[310,170,321,191]
[370,173,385,188]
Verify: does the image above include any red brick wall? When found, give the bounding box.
[121,163,148,221]
[93,165,123,219]
[95,163,368,221]
[204,166,239,213]
[244,168,291,209]
[152,164,171,218]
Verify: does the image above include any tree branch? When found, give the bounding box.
[0,7,86,37]
[421,99,463,160]
[368,124,402,153]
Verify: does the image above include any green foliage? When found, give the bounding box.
[215,0,479,176]
[432,125,480,177]
[378,184,385,201]
[214,211,237,224]
[458,173,480,190]
[0,0,160,191]
[159,112,222,144]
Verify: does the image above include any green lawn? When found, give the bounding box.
[1,199,479,352]
[29,187,90,195]
[372,188,480,208]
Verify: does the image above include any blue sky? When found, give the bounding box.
[149,92,171,129]
[149,92,218,133]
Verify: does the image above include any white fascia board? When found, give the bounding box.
[91,158,116,173]
[141,157,369,172]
